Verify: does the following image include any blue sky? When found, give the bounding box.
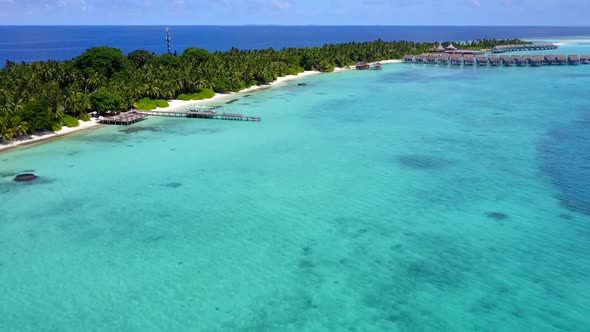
[0,0,589,25]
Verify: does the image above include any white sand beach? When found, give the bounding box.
[154,70,322,113]
[0,119,101,152]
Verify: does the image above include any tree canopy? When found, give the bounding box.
[0,38,527,141]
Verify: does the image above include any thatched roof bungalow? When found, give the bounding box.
[450,55,462,65]
[371,62,382,70]
[475,55,488,66]
[544,55,557,65]
[414,54,426,63]
[438,54,450,65]
[568,55,580,65]
[499,55,515,66]
[463,54,474,65]
[580,55,590,64]
[531,55,546,66]
[488,55,501,66]
[445,43,457,51]
[426,55,438,64]
[555,55,567,65]
[403,55,414,63]
[514,56,528,66]
[435,44,445,52]
[355,61,370,70]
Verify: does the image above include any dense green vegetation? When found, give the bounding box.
[134,98,169,110]
[0,38,526,140]
[177,89,216,101]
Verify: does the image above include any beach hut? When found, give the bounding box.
[403,55,415,63]
[555,55,567,65]
[475,55,488,66]
[463,54,475,65]
[568,55,580,65]
[488,55,501,66]
[580,55,590,64]
[450,55,462,65]
[355,61,370,70]
[435,44,445,52]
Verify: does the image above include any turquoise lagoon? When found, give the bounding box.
[1,44,590,331]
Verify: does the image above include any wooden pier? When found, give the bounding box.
[142,109,262,122]
[99,107,261,126]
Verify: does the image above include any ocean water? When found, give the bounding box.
[2,25,590,64]
[2,43,590,331]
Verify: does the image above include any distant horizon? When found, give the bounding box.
[2,24,590,27]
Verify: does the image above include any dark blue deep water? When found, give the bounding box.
[2,25,590,64]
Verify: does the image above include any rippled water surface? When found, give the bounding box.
[1,43,590,331]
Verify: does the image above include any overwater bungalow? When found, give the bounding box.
[438,54,450,65]
[403,55,414,63]
[544,55,557,65]
[488,55,501,66]
[515,56,528,66]
[463,54,475,65]
[475,55,488,66]
[414,54,426,63]
[568,55,580,65]
[426,55,438,64]
[499,55,515,66]
[450,55,462,65]
[355,61,370,70]
[371,62,382,70]
[580,55,590,64]
[555,55,567,65]
[531,55,546,66]
[492,43,558,53]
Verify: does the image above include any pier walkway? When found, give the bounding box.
[403,54,590,67]
[99,107,261,126]
[492,43,558,53]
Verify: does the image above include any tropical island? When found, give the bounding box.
[0,38,527,141]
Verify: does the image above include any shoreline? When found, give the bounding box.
[0,60,402,153]
[0,119,102,152]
